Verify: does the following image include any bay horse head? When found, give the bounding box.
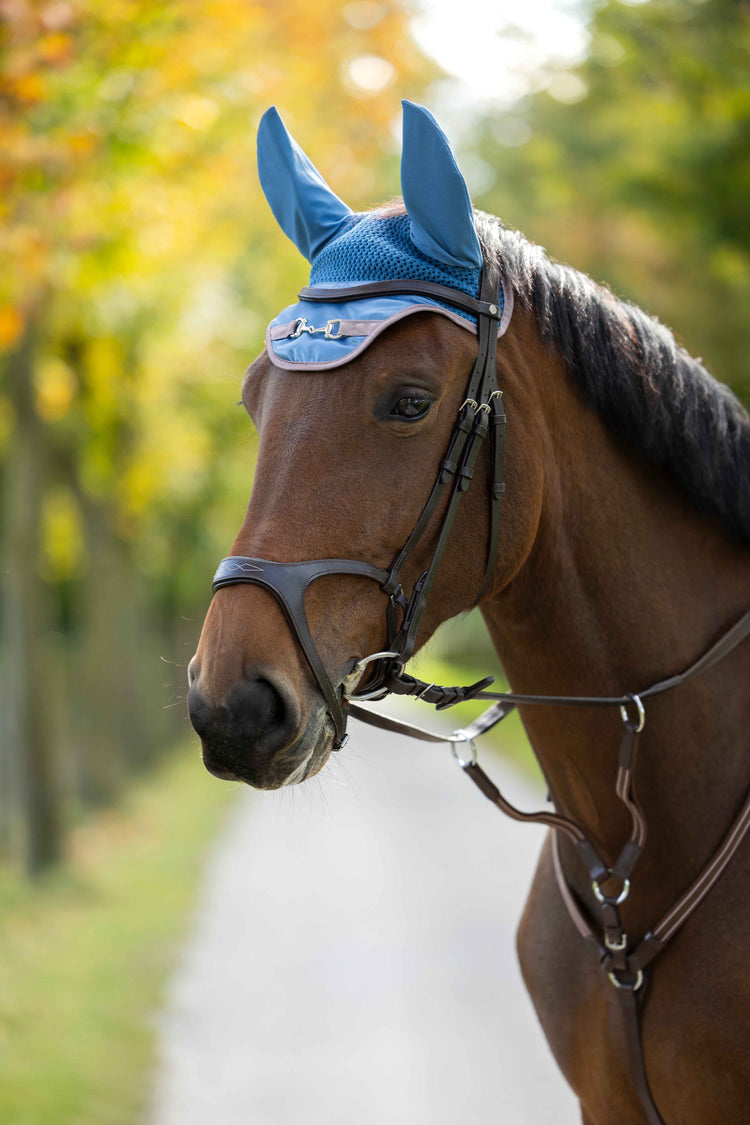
[188,102,537,789]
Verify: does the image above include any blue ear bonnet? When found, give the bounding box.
[311,212,481,295]
[267,211,495,368]
[260,102,503,370]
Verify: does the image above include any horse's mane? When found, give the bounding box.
[472,212,750,547]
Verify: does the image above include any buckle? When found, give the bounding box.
[604,931,628,952]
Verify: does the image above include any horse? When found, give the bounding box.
[187,102,750,1123]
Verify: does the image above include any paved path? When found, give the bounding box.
[150,718,580,1124]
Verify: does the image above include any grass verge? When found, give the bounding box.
[0,746,236,1125]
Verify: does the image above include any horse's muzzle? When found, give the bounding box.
[187,672,328,789]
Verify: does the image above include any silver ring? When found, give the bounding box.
[351,651,399,677]
[593,878,631,906]
[608,969,643,992]
[344,651,399,701]
[350,685,390,701]
[619,693,645,733]
[450,731,478,768]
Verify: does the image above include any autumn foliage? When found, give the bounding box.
[0,0,434,871]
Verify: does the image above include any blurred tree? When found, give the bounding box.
[476,0,750,401]
[0,0,435,872]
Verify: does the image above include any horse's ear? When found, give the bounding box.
[257,107,353,262]
[401,101,482,270]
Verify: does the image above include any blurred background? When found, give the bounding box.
[0,0,748,1120]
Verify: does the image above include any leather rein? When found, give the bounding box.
[211,266,750,1125]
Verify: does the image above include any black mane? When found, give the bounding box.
[474,212,750,547]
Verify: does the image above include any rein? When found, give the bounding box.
[212,265,750,1125]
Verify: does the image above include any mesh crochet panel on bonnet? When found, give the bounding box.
[310,211,497,325]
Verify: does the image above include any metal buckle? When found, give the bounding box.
[450,730,478,768]
[608,968,643,991]
[605,931,628,952]
[324,319,342,338]
[388,583,406,610]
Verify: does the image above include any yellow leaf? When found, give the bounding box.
[34,356,77,421]
[37,33,73,65]
[40,486,87,582]
[175,95,220,131]
[0,305,24,350]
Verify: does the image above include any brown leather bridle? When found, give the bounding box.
[212,264,509,746]
[210,262,750,1124]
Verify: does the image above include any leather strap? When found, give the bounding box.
[644,782,750,953]
[422,608,750,711]
[617,985,664,1125]
[550,768,750,1125]
[299,280,503,321]
[640,608,750,699]
[474,391,506,602]
[382,263,505,667]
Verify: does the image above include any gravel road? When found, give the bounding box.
[150,715,580,1124]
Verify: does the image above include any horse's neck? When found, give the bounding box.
[481,365,750,913]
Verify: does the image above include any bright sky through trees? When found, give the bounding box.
[411,0,590,106]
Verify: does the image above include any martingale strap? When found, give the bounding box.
[351,606,750,1125]
[352,608,750,883]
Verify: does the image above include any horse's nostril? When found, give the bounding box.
[187,683,215,740]
[188,676,299,762]
[228,678,288,750]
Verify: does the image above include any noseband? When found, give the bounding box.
[212,264,510,747]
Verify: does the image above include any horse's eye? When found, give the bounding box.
[391,394,432,420]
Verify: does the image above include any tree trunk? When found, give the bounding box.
[0,330,63,873]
